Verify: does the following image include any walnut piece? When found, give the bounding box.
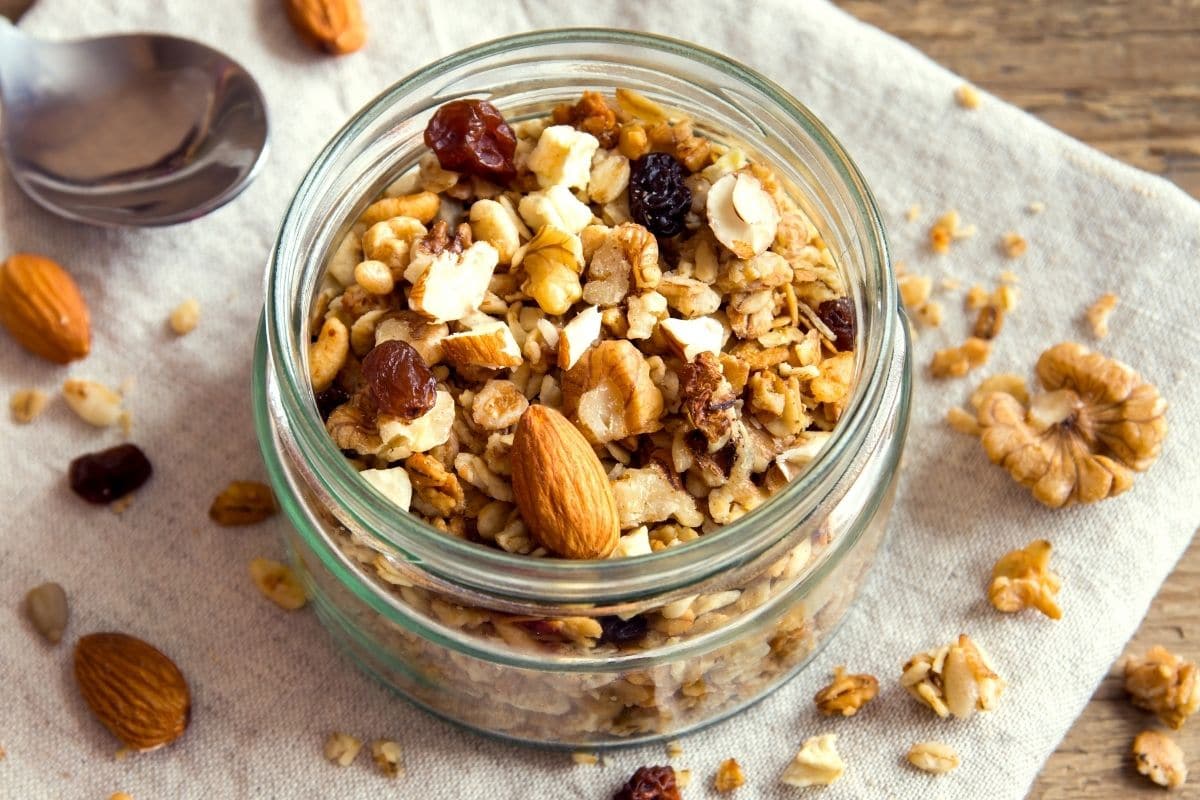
[370,739,405,779]
[561,340,664,443]
[906,741,960,774]
[1086,292,1119,339]
[582,222,660,307]
[813,666,879,717]
[679,352,737,446]
[901,634,1005,719]
[471,379,529,431]
[989,539,1062,618]
[611,464,703,530]
[1133,730,1188,789]
[930,337,990,378]
[405,453,465,516]
[516,225,584,315]
[780,734,844,788]
[323,732,362,767]
[977,342,1167,507]
[1125,646,1200,730]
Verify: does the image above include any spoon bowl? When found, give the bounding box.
[0,19,268,227]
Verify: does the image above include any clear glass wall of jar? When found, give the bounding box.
[254,29,911,747]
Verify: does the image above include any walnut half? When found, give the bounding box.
[560,340,664,444]
[977,342,1166,507]
[989,539,1062,619]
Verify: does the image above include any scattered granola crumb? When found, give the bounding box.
[907,741,960,774]
[781,734,845,787]
[248,558,308,610]
[714,758,745,793]
[902,634,1006,718]
[168,298,201,336]
[930,337,991,378]
[999,270,1019,284]
[665,740,684,759]
[323,732,362,767]
[946,406,981,436]
[62,378,125,428]
[1125,646,1200,730]
[993,284,1019,312]
[929,210,975,254]
[1085,292,1119,339]
[572,751,600,765]
[109,794,134,800]
[906,204,922,222]
[915,301,944,328]
[676,768,692,790]
[965,284,989,311]
[9,389,48,424]
[110,495,134,515]
[1132,730,1187,789]
[370,739,404,778]
[989,539,1063,619]
[814,666,879,716]
[1001,232,1028,259]
[1028,201,1045,214]
[898,274,933,310]
[939,276,962,292]
[955,84,982,110]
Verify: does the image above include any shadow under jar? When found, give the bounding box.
[254,29,911,748]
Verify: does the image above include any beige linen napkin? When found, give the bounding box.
[2,1,1198,798]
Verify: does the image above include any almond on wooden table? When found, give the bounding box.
[74,632,191,752]
[0,253,90,363]
[283,0,366,55]
[509,404,620,559]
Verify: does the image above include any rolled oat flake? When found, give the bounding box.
[25,581,68,644]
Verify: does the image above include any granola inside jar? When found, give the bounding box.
[256,30,910,746]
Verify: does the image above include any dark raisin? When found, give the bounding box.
[628,153,692,238]
[817,297,856,352]
[423,99,517,184]
[314,385,350,420]
[68,444,152,504]
[362,339,437,421]
[613,766,681,800]
[598,614,649,647]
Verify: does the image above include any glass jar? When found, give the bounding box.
[254,29,910,747]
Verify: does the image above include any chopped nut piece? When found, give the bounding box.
[363,216,426,271]
[680,352,737,445]
[408,239,500,323]
[442,322,523,370]
[405,453,465,515]
[612,465,703,529]
[571,751,601,766]
[558,305,601,369]
[527,125,600,190]
[898,274,932,309]
[1125,646,1200,730]
[906,741,961,774]
[665,740,684,759]
[168,298,200,335]
[468,200,520,265]
[209,481,279,526]
[323,732,362,767]
[780,734,845,788]
[375,311,448,367]
[989,539,1062,619]
[915,300,944,327]
[713,758,745,793]
[955,84,982,109]
[965,284,989,311]
[516,225,584,315]
[518,184,594,235]
[972,304,1004,340]
[10,388,48,424]
[62,378,125,428]
[377,390,456,461]
[360,466,413,511]
[248,558,307,610]
[811,351,855,405]
[977,342,1166,507]
[929,210,971,254]
[930,337,991,378]
[471,379,529,431]
[1001,232,1028,259]
[561,340,663,444]
[945,406,981,436]
[1086,292,1119,339]
[814,666,879,717]
[1132,730,1187,789]
[902,634,1006,718]
[660,316,726,362]
[707,172,780,258]
[370,739,405,779]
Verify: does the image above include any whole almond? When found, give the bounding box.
[510,404,620,559]
[0,253,90,364]
[74,632,191,752]
[283,0,366,55]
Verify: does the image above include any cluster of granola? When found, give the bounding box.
[309,88,855,560]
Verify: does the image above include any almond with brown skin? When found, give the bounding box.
[510,404,620,559]
[74,632,191,752]
[0,253,90,364]
[283,0,366,55]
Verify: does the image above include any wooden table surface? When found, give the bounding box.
[835,1,1200,797]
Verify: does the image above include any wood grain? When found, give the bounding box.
[835,1,1200,796]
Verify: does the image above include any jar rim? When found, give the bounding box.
[262,28,899,605]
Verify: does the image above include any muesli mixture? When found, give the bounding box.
[310,88,856,560]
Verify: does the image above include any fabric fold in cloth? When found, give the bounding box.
[2,1,1198,798]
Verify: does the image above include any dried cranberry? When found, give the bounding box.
[817,297,856,352]
[68,444,152,504]
[598,614,648,647]
[613,766,681,800]
[628,153,691,238]
[314,384,350,420]
[362,339,437,421]
[423,99,517,184]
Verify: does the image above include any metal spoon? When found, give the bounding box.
[0,18,268,227]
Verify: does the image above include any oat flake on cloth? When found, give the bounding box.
[2,1,1198,798]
